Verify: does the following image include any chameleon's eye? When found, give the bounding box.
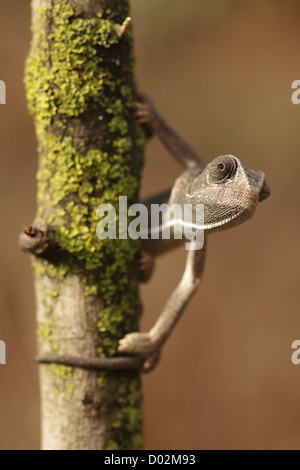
[210,156,237,183]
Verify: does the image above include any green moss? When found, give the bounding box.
[32,259,69,280]
[108,116,128,135]
[97,372,108,389]
[26,0,142,276]
[51,364,74,381]
[49,287,60,299]
[84,283,98,297]
[51,364,78,397]
[26,5,128,130]
[37,322,53,342]
[26,0,145,449]
[44,304,53,316]
[37,319,60,354]
[106,440,120,450]
[107,374,143,450]
[97,292,142,357]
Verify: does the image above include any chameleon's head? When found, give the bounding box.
[188,154,270,231]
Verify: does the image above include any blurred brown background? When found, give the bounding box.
[0,0,300,450]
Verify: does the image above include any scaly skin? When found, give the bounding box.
[118,93,270,371]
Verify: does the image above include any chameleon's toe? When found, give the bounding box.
[136,92,157,124]
[118,332,157,354]
[138,250,155,283]
[136,103,152,124]
[141,350,161,373]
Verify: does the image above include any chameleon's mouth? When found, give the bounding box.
[259,179,271,202]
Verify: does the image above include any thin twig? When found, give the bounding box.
[115,17,131,39]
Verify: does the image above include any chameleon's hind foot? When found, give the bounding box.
[141,350,161,373]
[138,250,155,283]
[118,332,157,355]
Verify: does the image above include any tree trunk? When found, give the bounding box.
[25,0,145,450]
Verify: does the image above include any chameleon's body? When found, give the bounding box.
[118,94,270,371]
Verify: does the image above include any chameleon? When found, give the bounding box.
[118,93,270,371]
[20,93,270,374]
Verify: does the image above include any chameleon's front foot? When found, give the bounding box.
[118,332,157,354]
[136,92,157,126]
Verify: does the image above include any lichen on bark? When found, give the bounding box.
[25,0,145,450]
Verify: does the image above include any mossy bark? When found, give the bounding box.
[26,0,145,450]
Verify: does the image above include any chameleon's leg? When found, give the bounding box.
[137,92,206,172]
[137,190,172,284]
[118,239,207,362]
[138,188,185,284]
[139,189,185,257]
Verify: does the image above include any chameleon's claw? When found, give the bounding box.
[118,332,157,354]
[141,350,161,373]
[136,104,153,124]
[138,250,155,283]
[136,92,157,126]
